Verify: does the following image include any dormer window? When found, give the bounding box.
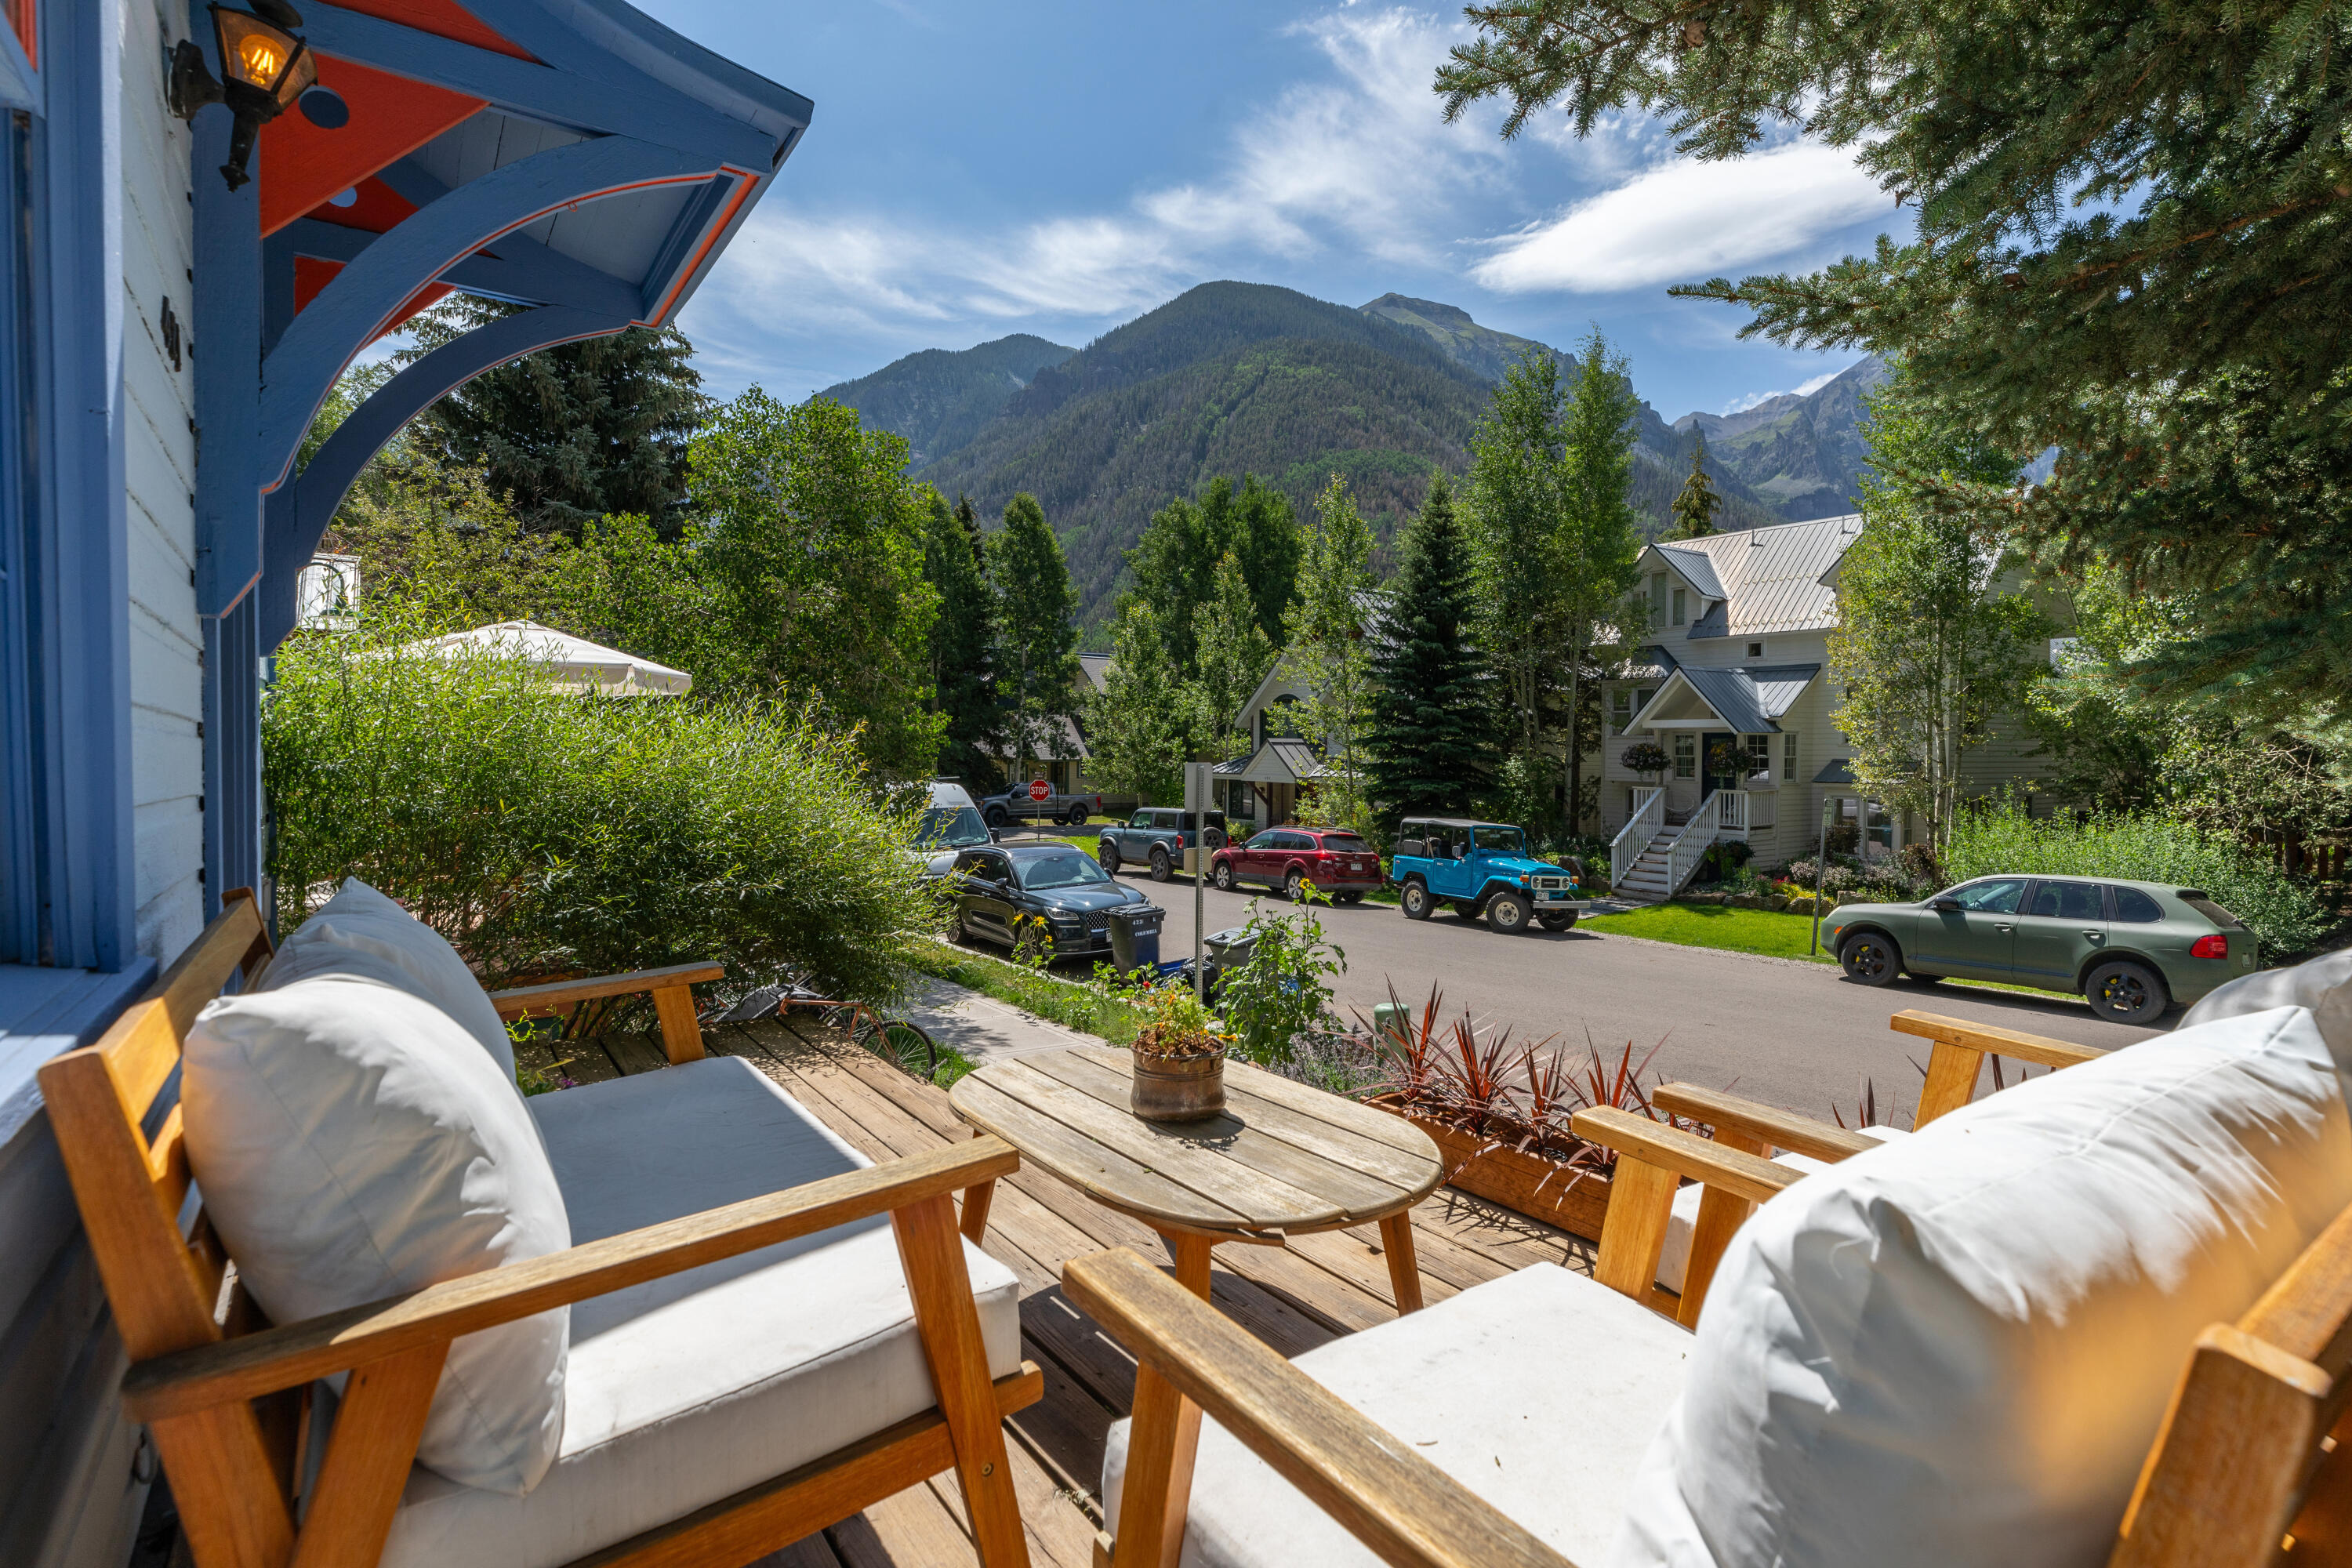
[1671,587,1686,627]
[1747,641,1763,659]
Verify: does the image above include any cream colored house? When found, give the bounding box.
[1597,516,2053,901]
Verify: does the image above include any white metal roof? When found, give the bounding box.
[397,620,691,695]
[1639,515,1862,635]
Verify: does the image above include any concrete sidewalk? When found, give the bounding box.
[902,974,1099,1066]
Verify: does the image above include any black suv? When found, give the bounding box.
[948,842,1160,958]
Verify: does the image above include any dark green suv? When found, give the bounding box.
[1821,877,2260,1024]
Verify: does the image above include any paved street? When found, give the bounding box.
[1116,870,2169,1124]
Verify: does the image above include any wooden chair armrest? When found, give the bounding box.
[1894,1011,2104,1126]
[489,961,723,1065]
[1062,1247,1570,1568]
[487,961,725,1018]
[1569,1107,1799,1205]
[1650,1083,1887,1163]
[122,1136,1019,1422]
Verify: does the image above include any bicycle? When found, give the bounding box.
[726,975,947,1083]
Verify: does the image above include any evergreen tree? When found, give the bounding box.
[1193,550,1276,760]
[400,298,710,538]
[1085,601,1206,804]
[1437,0,2352,730]
[924,492,1007,786]
[1670,434,1721,539]
[1287,475,1377,836]
[1126,474,1301,670]
[989,493,1082,789]
[1367,477,1497,822]
[1464,333,1640,833]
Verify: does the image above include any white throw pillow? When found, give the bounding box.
[263,879,515,1080]
[184,975,571,1494]
[1613,1004,2351,1568]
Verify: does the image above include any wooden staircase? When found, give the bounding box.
[1613,831,1678,904]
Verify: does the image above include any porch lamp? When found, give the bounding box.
[168,1,318,191]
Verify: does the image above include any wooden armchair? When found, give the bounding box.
[1069,1197,2352,1567]
[1080,1012,2194,1568]
[38,892,1040,1568]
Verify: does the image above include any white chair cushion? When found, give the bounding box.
[184,975,570,1495]
[1655,1127,1907,1295]
[263,878,517,1080]
[1614,1004,2352,1568]
[1103,1261,1693,1568]
[2184,949,2352,1098]
[379,1056,1025,1568]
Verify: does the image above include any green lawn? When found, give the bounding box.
[906,938,1142,1045]
[1581,902,1837,963]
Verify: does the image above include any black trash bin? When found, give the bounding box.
[1108,904,1165,972]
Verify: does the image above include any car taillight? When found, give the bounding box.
[2190,933,2229,960]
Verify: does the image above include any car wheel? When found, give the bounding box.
[1063,807,1086,827]
[1487,891,1533,933]
[949,906,973,944]
[1284,868,1306,902]
[1212,859,1236,891]
[983,806,1007,829]
[2087,959,2169,1024]
[1537,911,1577,932]
[1149,847,1172,882]
[1098,841,1120,875]
[1401,879,1432,920]
[1838,930,1902,985]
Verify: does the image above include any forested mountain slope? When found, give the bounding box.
[816,333,1075,465]
[822,282,1846,624]
[1675,355,1886,521]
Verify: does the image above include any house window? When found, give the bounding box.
[1671,587,1687,627]
[1746,641,1763,659]
[1650,572,1667,624]
[1746,735,1771,778]
[1672,735,1696,779]
[1783,731,1798,780]
[1611,688,1632,734]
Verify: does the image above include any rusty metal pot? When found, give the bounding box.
[1130,1049,1226,1122]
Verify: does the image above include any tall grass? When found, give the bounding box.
[1944,801,2331,956]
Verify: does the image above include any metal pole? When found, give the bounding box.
[1811,796,1830,954]
[1185,762,1209,1003]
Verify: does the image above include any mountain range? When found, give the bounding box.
[816,282,1882,625]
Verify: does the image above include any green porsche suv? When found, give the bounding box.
[1821,877,2260,1024]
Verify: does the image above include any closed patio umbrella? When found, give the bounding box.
[397,620,692,696]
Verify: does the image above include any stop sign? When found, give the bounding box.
[1028,779,1051,801]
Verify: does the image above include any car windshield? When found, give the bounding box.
[916,806,989,849]
[1016,852,1111,891]
[2181,893,2245,930]
[1472,826,1523,854]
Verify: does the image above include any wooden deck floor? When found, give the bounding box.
[539,1020,1592,1568]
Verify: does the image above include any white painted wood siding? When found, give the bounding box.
[121,0,202,968]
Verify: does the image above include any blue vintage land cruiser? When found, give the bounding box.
[1388,818,1590,934]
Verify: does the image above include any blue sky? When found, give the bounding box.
[647,0,1911,423]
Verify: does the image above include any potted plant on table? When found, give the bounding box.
[1130,982,1230,1122]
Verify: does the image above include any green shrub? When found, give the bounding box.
[265,631,929,1003]
[1218,895,1348,1067]
[1945,801,2332,957]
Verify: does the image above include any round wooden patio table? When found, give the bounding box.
[947,1045,1445,1311]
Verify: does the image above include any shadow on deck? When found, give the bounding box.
[539,1019,1592,1568]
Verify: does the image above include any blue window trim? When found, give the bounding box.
[0,0,136,977]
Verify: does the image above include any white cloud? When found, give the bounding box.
[1470,140,1889,294]
[1719,363,1849,414]
[688,5,1499,368]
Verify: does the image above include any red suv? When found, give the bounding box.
[1210,826,1382,902]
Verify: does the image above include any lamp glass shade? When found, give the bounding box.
[212,9,314,106]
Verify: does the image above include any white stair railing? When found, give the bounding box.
[1721,789,1750,833]
[1662,789,1724,896]
[1610,787,1664,885]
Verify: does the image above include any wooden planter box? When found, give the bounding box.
[1368,1095,1611,1242]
